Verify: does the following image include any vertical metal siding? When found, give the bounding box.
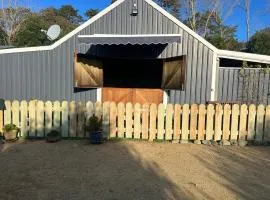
[218,67,270,104]
[0,0,214,103]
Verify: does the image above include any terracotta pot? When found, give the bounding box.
[4,130,18,141]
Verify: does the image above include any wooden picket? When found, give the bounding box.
[1,100,270,144]
[222,104,231,140]
[125,103,133,139]
[134,103,141,139]
[231,104,239,140]
[149,104,157,141]
[142,104,149,140]
[36,101,45,138]
[173,104,181,141]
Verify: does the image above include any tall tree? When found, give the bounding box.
[58,5,83,25]
[247,28,270,55]
[0,6,31,45]
[85,9,99,19]
[154,0,181,19]
[239,0,251,42]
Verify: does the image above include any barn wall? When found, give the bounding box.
[0,0,214,103]
[218,67,270,104]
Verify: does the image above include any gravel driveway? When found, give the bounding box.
[0,140,270,200]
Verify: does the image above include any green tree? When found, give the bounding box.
[185,11,241,51]
[247,28,270,55]
[14,8,76,47]
[154,0,181,19]
[0,27,7,45]
[85,9,99,19]
[58,5,83,25]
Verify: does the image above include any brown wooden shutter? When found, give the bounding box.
[162,56,186,90]
[74,54,103,88]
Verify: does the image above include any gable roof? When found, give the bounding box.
[0,0,270,64]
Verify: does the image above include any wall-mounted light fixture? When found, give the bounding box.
[131,3,138,16]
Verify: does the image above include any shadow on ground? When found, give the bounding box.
[0,140,190,200]
[193,146,270,200]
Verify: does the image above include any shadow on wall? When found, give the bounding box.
[193,146,270,200]
[0,140,191,200]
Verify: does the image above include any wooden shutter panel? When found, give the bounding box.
[162,56,186,90]
[74,54,103,88]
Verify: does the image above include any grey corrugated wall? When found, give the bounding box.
[218,67,270,104]
[0,0,214,103]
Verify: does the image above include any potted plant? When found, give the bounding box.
[86,114,103,144]
[3,124,20,141]
[46,130,61,143]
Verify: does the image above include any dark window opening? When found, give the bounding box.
[103,58,163,89]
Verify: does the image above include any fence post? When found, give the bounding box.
[45,101,53,136]
[102,102,110,139]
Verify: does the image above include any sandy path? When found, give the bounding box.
[0,140,270,200]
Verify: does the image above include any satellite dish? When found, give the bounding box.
[41,24,61,41]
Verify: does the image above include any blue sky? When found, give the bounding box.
[37,0,270,42]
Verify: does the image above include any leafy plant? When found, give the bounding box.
[86,115,102,133]
[3,124,20,132]
[46,130,61,138]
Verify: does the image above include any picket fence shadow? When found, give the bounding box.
[0,100,270,143]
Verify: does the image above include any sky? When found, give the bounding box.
[35,0,270,42]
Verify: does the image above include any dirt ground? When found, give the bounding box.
[0,140,270,200]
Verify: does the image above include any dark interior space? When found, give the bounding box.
[220,58,268,68]
[103,58,163,88]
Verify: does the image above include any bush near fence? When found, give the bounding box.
[0,100,269,143]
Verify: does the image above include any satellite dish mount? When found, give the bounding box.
[41,24,61,41]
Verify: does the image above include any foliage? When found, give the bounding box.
[185,11,241,50]
[86,115,102,133]
[14,7,77,47]
[3,124,20,132]
[0,27,7,45]
[46,130,61,137]
[247,28,270,55]
[239,61,270,104]
[154,0,181,19]
[85,9,99,19]
[58,5,83,25]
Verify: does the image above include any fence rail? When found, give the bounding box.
[0,100,270,143]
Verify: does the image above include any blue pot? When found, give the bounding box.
[89,131,103,144]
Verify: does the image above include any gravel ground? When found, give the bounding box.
[0,140,270,200]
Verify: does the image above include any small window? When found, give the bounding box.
[162,56,186,90]
[74,54,103,88]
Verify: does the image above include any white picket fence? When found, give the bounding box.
[0,100,270,143]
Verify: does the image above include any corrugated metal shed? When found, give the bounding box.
[0,0,216,103]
